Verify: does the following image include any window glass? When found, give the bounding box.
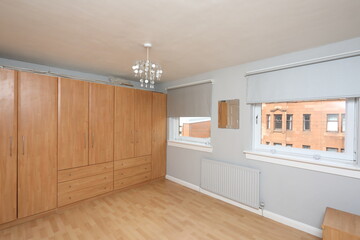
[286,114,293,130]
[266,114,271,129]
[179,117,211,138]
[303,114,311,131]
[274,114,282,130]
[261,99,346,153]
[327,114,339,132]
[326,147,338,152]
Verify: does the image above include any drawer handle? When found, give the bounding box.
[84,133,87,149]
[22,136,25,155]
[9,136,13,157]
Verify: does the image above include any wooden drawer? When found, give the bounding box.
[114,156,151,170]
[322,207,360,240]
[58,172,113,194]
[114,163,151,180]
[114,172,151,190]
[58,183,113,207]
[58,162,113,182]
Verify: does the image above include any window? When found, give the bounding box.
[274,114,282,130]
[254,99,356,164]
[266,142,270,145]
[266,114,271,129]
[167,81,212,150]
[286,114,293,130]
[303,114,311,131]
[341,114,346,132]
[326,147,338,152]
[327,114,339,132]
[169,117,211,145]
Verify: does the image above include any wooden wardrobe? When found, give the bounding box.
[0,68,167,227]
[113,87,154,190]
[0,69,17,224]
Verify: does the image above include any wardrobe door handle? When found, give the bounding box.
[92,133,94,148]
[9,136,13,157]
[22,136,25,155]
[84,133,87,149]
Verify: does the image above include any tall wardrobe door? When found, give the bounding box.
[114,87,135,160]
[58,78,89,170]
[18,72,57,218]
[0,69,17,224]
[89,83,114,165]
[151,93,167,179]
[135,90,152,157]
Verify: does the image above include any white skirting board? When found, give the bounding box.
[165,175,322,238]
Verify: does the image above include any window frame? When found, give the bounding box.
[252,99,357,164]
[341,113,346,132]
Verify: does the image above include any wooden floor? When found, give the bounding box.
[0,180,320,240]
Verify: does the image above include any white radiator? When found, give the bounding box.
[201,158,260,209]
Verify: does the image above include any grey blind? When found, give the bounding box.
[167,82,212,117]
[246,55,360,104]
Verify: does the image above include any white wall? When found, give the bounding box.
[159,37,360,229]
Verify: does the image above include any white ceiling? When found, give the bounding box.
[0,0,360,82]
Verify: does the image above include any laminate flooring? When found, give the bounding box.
[0,180,320,240]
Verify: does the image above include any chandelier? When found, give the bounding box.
[132,43,163,89]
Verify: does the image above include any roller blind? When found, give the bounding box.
[246,55,360,104]
[167,82,212,117]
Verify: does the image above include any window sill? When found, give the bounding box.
[168,140,213,152]
[244,150,360,179]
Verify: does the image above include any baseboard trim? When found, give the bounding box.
[165,175,200,191]
[165,174,322,238]
[263,210,322,237]
[199,189,262,215]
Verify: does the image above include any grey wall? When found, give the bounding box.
[159,37,360,229]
